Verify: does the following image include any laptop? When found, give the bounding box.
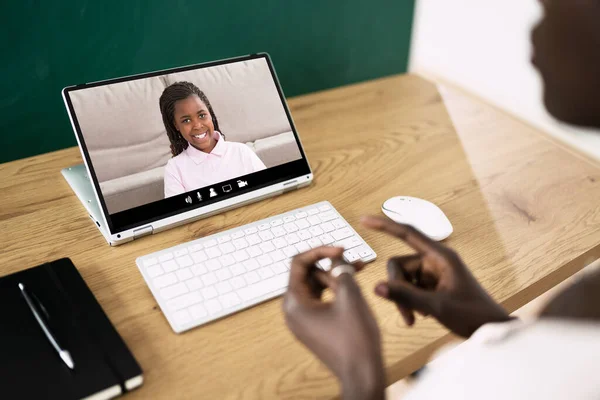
[61,54,313,246]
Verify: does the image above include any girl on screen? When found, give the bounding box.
[159,81,267,198]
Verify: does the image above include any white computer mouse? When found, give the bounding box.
[381,196,453,241]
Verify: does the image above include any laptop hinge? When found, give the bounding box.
[133,225,154,240]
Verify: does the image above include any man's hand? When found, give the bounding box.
[283,247,385,400]
[363,216,512,338]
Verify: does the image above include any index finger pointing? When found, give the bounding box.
[361,216,438,254]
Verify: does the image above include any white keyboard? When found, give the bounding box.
[136,201,376,333]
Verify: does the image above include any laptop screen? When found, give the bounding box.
[63,54,311,234]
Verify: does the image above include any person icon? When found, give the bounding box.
[209,188,217,198]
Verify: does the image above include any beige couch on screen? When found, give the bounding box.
[71,58,302,214]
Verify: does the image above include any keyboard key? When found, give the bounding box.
[204,239,218,248]
[344,250,360,263]
[216,268,232,281]
[206,259,222,271]
[308,238,322,248]
[153,273,177,289]
[233,249,250,262]
[259,241,276,253]
[192,263,207,276]
[219,254,236,267]
[167,291,202,311]
[272,227,286,237]
[246,234,262,246]
[176,255,194,268]
[307,208,319,215]
[219,242,236,254]
[186,277,203,291]
[295,212,308,219]
[318,233,334,245]
[298,230,312,240]
[216,281,233,294]
[285,233,300,244]
[206,247,222,259]
[174,310,191,325]
[319,211,337,222]
[309,226,324,236]
[317,258,332,271]
[270,219,284,227]
[160,282,188,300]
[258,223,270,231]
[205,299,222,315]
[307,216,321,225]
[176,268,193,281]
[201,272,218,286]
[244,271,260,285]
[174,248,189,258]
[162,260,179,272]
[259,230,274,241]
[219,293,241,309]
[321,222,335,233]
[243,258,260,271]
[319,204,332,212]
[237,274,288,301]
[271,262,287,275]
[336,236,362,250]
[258,266,274,279]
[201,286,218,300]
[143,258,158,267]
[332,228,354,241]
[231,231,245,239]
[233,238,249,250]
[332,219,347,229]
[283,215,296,223]
[230,276,247,289]
[189,243,204,252]
[270,249,286,262]
[218,235,231,244]
[295,242,310,253]
[257,254,273,267]
[283,259,292,269]
[359,249,374,259]
[189,304,207,319]
[283,222,299,233]
[230,264,246,276]
[283,246,298,258]
[273,237,288,249]
[295,219,310,229]
[247,245,262,258]
[158,253,174,262]
[147,265,164,278]
[191,251,208,263]
[244,227,258,235]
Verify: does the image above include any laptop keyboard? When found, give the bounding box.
[136,201,376,333]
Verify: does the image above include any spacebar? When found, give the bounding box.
[238,274,289,302]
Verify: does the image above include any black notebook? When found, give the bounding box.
[0,258,143,400]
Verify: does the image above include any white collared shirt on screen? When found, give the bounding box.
[163,131,266,197]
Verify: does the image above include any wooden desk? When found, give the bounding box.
[3,75,600,399]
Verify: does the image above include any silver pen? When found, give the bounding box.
[18,283,75,370]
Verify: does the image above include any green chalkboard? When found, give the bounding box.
[0,0,415,163]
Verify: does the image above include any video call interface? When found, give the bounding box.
[67,56,306,229]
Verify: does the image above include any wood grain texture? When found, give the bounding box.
[2,75,600,399]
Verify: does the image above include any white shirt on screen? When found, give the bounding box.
[403,319,600,400]
[164,131,267,197]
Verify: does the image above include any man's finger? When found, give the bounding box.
[289,247,344,287]
[387,255,422,281]
[375,280,437,317]
[361,216,438,255]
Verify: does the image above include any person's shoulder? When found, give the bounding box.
[226,141,255,154]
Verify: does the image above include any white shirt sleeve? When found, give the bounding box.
[164,159,186,198]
